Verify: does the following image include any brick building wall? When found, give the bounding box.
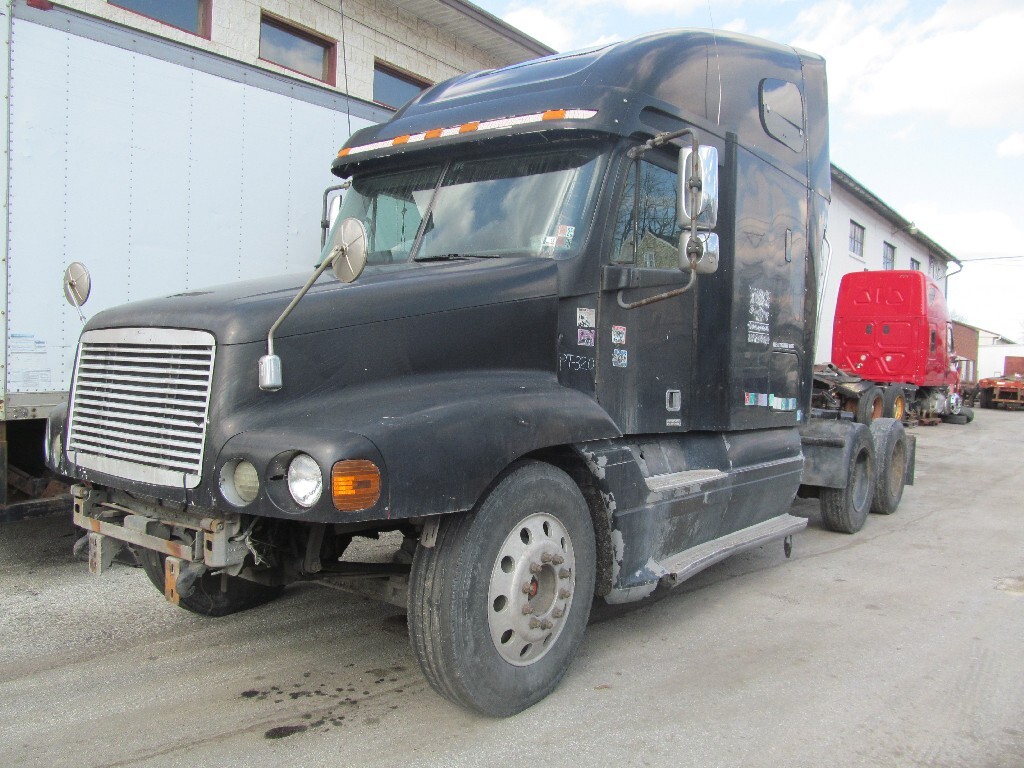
[952,321,980,383]
[52,0,514,103]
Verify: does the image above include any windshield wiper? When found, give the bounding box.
[413,253,502,262]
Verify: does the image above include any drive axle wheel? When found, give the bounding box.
[882,386,906,421]
[819,427,875,534]
[409,461,596,717]
[869,418,908,515]
[856,386,884,425]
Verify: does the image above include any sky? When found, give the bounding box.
[472,0,1024,341]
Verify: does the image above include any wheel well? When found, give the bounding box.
[522,447,614,598]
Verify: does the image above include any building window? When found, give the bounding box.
[109,0,210,37]
[882,241,895,270]
[373,62,430,109]
[259,15,335,84]
[929,255,945,281]
[849,220,865,258]
[910,257,921,271]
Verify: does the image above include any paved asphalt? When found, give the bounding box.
[1,408,1021,767]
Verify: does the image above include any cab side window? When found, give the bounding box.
[759,78,804,152]
[612,158,680,266]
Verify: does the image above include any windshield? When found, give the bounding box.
[320,144,605,265]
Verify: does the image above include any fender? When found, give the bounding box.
[798,418,871,489]
[208,370,622,523]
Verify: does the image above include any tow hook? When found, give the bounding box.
[165,557,208,603]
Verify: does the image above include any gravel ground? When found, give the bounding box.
[1,408,1021,767]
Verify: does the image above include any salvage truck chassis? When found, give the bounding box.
[51,30,915,716]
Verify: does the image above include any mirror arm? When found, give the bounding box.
[616,258,698,310]
[259,253,340,391]
[627,127,697,159]
[266,255,337,356]
[66,279,87,323]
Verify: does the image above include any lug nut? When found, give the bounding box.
[552,607,564,618]
[521,604,534,615]
[541,552,552,564]
[529,617,540,629]
[540,619,553,630]
[559,588,571,599]
[559,568,571,579]
[529,563,543,574]
[521,582,533,594]
[552,555,564,565]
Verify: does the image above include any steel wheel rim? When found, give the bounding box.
[888,439,907,498]
[893,395,905,421]
[852,451,871,510]
[487,512,576,666]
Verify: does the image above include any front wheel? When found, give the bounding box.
[408,461,596,717]
[139,549,283,617]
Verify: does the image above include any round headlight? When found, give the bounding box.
[287,453,323,508]
[220,459,259,506]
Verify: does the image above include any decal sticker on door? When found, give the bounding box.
[747,288,770,345]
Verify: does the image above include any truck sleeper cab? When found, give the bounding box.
[48,30,912,716]
[822,269,964,422]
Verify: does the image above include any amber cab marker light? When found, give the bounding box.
[332,460,381,511]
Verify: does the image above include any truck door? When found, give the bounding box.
[596,154,695,433]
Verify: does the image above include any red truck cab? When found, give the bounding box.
[832,270,957,390]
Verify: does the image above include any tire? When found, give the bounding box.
[881,386,907,421]
[943,413,968,425]
[408,461,596,717]
[961,406,975,424]
[856,386,884,425]
[139,549,283,617]
[980,389,993,409]
[819,427,875,534]
[869,418,908,515]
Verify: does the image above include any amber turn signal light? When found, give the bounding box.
[331,460,381,511]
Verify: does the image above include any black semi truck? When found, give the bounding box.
[47,30,912,716]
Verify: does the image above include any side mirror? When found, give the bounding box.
[63,261,92,308]
[320,184,348,248]
[677,145,719,229]
[327,196,342,230]
[330,218,368,283]
[679,233,720,275]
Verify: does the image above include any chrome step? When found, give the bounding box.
[645,468,727,494]
[658,513,807,586]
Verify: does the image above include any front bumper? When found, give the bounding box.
[72,484,247,576]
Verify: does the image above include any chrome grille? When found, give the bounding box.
[66,328,216,488]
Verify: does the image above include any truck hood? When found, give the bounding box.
[84,257,559,346]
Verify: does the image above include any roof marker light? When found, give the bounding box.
[337,109,598,159]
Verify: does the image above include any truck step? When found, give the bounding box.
[659,513,808,586]
[645,469,727,494]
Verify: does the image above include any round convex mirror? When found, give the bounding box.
[331,218,368,283]
[63,262,92,307]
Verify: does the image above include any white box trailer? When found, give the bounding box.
[1,0,388,518]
